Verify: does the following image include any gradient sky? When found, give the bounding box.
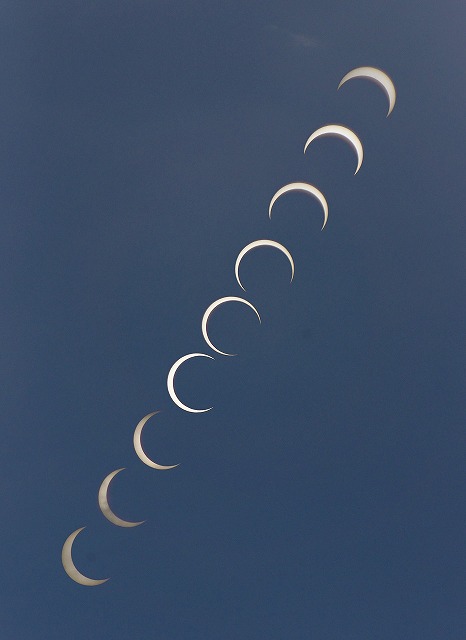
[1,2,465,639]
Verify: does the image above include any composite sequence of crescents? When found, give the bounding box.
[235,240,295,292]
[133,411,179,470]
[304,124,364,175]
[98,468,145,528]
[201,296,261,356]
[63,66,396,585]
[269,183,329,230]
[167,352,214,413]
[62,527,109,586]
[338,66,396,117]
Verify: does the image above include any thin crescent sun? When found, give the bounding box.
[235,240,295,291]
[98,468,145,528]
[133,412,179,470]
[61,527,109,586]
[201,296,261,356]
[304,124,364,174]
[167,353,214,413]
[338,66,396,116]
[269,182,329,230]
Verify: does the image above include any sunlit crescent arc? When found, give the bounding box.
[235,240,295,291]
[133,412,179,470]
[201,296,261,356]
[268,183,329,230]
[167,353,214,413]
[338,66,396,117]
[98,468,145,528]
[61,527,109,586]
[304,124,363,174]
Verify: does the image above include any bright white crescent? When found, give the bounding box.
[61,527,109,586]
[268,183,329,230]
[133,412,179,470]
[167,353,214,413]
[304,124,363,174]
[235,240,295,291]
[338,66,396,116]
[98,468,145,528]
[201,296,261,356]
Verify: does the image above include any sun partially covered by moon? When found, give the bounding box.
[201,296,261,356]
[235,240,295,291]
[62,65,397,585]
[98,468,145,528]
[167,352,214,413]
[269,183,329,230]
[133,412,179,470]
[304,124,364,175]
[338,66,396,116]
[62,527,109,586]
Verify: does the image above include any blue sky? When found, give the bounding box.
[1,2,464,638]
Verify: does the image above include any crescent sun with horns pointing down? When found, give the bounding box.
[338,66,396,116]
[304,124,364,175]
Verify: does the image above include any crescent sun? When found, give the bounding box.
[201,296,261,356]
[268,182,329,230]
[167,352,214,413]
[235,240,295,291]
[133,411,179,470]
[304,124,363,174]
[338,66,396,117]
[98,468,145,528]
[61,527,109,586]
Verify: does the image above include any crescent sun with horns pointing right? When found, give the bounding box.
[133,411,179,470]
[62,527,109,586]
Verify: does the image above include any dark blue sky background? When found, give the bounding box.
[1,2,464,638]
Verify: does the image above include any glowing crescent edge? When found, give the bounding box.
[201,296,261,356]
[61,527,109,586]
[133,412,179,470]
[98,468,145,528]
[304,124,364,175]
[235,240,295,291]
[167,353,214,413]
[338,66,396,117]
[269,182,329,230]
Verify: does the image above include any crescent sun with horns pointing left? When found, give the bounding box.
[98,468,145,528]
[62,527,109,586]
[133,411,179,470]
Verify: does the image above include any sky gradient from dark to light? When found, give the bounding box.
[1,2,465,639]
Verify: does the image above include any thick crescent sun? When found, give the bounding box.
[98,468,145,528]
[62,527,109,586]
